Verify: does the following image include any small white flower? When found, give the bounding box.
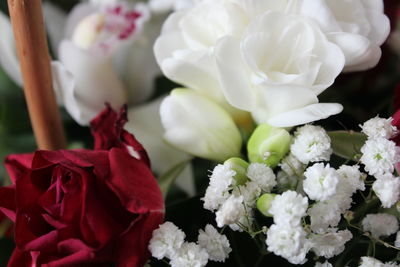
[362,213,399,238]
[269,190,308,226]
[359,257,384,267]
[229,209,254,233]
[360,138,399,177]
[395,231,400,248]
[170,242,209,267]
[276,171,298,191]
[149,222,186,260]
[315,261,333,267]
[303,163,340,201]
[308,202,342,233]
[360,116,397,139]
[310,229,353,259]
[291,125,332,164]
[197,224,231,262]
[337,165,366,194]
[246,163,277,192]
[266,224,310,265]
[280,153,305,177]
[215,195,245,228]
[203,164,235,211]
[372,174,400,208]
[233,181,262,208]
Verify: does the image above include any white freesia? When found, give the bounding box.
[160,89,242,162]
[215,11,345,127]
[296,0,390,72]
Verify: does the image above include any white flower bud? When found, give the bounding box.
[160,89,242,162]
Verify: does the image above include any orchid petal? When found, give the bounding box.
[43,2,67,57]
[59,40,127,125]
[0,12,22,86]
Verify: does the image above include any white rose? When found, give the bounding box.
[215,11,345,127]
[160,89,242,162]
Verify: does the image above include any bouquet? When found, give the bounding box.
[0,0,400,266]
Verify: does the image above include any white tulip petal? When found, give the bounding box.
[0,12,22,86]
[59,40,127,125]
[43,2,67,57]
[125,98,195,196]
[268,103,343,127]
[215,36,256,111]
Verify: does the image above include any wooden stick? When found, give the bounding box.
[7,0,66,150]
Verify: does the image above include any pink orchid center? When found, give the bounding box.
[72,4,142,53]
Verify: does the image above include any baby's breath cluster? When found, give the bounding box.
[149,222,231,266]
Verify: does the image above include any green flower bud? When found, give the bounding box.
[247,124,291,168]
[224,157,249,186]
[257,193,277,217]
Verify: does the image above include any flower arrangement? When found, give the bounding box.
[0,0,400,266]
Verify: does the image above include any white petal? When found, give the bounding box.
[343,45,382,72]
[214,36,256,111]
[113,16,163,105]
[160,50,223,100]
[362,0,390,46]
[252,84,318,124]
[59,40,127,125]
[43,2,67,57]
[0,12,22,86]
[51,61,89,125]
[125,97,195,196]
[160,89,242,162]
[268,103,344,127]
[65,3,96,39]
[297,0,341,32]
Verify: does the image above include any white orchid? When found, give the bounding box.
[0,1,195,195]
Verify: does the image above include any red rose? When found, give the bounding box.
[0,107,164,267]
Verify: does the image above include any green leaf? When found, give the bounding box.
[328,131,367,161]
[158,160,190,199]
